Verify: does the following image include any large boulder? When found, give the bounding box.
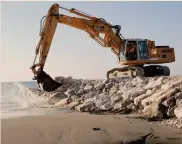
[143,77,164,90]
[54,98,69,107]
[48,92,67,105]
[75,102,94,112]
[122,87,146,101]
[142,102,164,120]
[174,101,182,119]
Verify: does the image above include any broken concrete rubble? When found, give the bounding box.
[31,76,182,129]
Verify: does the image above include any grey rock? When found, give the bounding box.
[123,87,146,101]
[175,92,182,100]
[54,76,65,83]
[105,82,113,89]
[127,103,137,111]
[110,94,123,103]
[84,84,93,91]
[103,79,110,84]
[114,102,122,110]
[95,83,105,91]
[95,99,110,108]
[75,102,94,112]
[144,77,164,90]
[48,92,67,105]
[131,77,145,86]
[99,101,113,110]
[85,91,99,99]
[77,89,86,95]
[109,87,118,95]
[65,88,75,97]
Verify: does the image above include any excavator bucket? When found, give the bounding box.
[35,70,63,92]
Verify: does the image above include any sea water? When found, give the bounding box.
[1,81,72,119]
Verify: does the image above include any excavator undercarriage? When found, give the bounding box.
[107,65,170,79]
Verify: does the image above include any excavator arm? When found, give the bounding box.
[30,3,124,92]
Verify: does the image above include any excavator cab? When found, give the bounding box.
[119,39,150,62]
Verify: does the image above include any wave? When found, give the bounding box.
[1,82,52,112]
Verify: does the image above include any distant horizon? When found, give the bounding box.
[1,1,182,81]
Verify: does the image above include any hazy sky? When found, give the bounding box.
[1,1,182,82]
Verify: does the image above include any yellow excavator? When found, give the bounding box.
[30,3,175,92]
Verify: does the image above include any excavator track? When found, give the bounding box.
[143,65,170,77]
[106,66,144,79]
[106,65,170,79]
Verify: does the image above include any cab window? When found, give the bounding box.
[138,41,149,59]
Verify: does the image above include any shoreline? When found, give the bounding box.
[2,112,182,144]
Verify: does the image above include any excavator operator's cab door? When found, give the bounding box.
[126,40,138,61]
[138,40,149,60]
[125,40,149,61]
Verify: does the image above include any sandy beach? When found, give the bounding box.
[1,112,182,144]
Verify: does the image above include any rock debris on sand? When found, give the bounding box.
[29,76,182,129]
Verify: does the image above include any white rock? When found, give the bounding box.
[109,87,118,95]
[65,88,75,95]
[134,94,146,106]
[64,101,80,109]
[84,97,97,103]
[143,77,163,90]
[54,98,68,107]
[161,79,182,90]
[127,103,137,111]
[143,102,163,119]
[174,103,182,119]
[131,77,145,86]
[180,84,182,91]
[84,84,93,91]
[146,89,152,95]
[141,89,167,107]
[175,92,182,100]
[114,102,122,110]
[98,93,110,101]
[99,101,113,110]
[85,91,99,99]
[110,94,123,103]
[123,87,146,100]
[155,88,179,104]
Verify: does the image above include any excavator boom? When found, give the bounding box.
[30,4,124,91]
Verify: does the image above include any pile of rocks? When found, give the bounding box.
[30,76,182,125]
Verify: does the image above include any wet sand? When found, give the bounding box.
[1,112,182,144]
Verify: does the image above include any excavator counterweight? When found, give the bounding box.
[30,3,175,92]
